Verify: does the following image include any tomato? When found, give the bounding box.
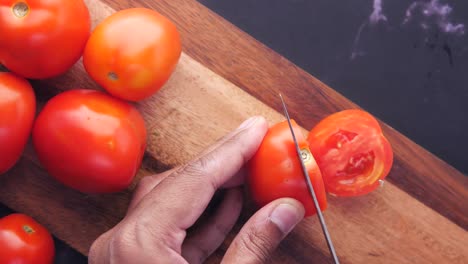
[0,0,90,79]
[248,120,327,217]
[0,213,54,264]
[83,8,182,102]
[307,109,393,197]
[32,89,147,193]
[0,72,36,174]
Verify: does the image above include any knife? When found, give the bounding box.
[279,94,340,264]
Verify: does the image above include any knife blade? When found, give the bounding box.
[279,94,340,264]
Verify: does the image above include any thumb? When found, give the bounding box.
[222,198,305,263]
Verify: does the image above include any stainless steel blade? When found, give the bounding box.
[279,94,340,264]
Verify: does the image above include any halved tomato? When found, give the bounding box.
[307,109,393,196]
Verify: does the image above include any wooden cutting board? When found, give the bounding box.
[1,0,467,263]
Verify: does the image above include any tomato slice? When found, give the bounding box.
[248,120,327,217]
[307,109,393,196]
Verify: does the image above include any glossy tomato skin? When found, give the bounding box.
[248,120,327,217]
[83,8,182,102]
[0,72,36,174]
[307,109,393,197]
[0,0,90,79]
[0,213,55,264]
[32,90,147,193]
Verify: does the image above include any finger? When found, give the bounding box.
[131,116,268,231]
[131,161,245,213]
[127,169,175,213]
[88,229,113,264]
[222,165,247,188]
[181,188,243,263]
[128,163,243,215]
[222,198,305,264]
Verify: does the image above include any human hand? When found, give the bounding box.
[88,116,305,264]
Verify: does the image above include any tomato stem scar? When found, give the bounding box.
[300,148,312,163]
[22,225,35,234]
[12,2,29,18]
[108,72,119,81]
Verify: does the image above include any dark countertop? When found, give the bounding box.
[1,0,466,263]
[199,0,468,175]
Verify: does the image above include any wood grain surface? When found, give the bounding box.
[0,0,467,263]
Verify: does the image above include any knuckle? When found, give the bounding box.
[88,235,105,263]
[175,151,222,190]
[106,227,137,261]
[106,225,141,263]
[237,228,275,262]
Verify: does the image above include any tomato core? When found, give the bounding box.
[12,2,29,18]
[108,72,118,81]
[22,225,35,234]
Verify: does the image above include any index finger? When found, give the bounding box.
[131,116,268,230]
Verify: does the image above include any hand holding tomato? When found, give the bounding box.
[247,109,393,217]
[84,8,182,101]
[0,72,36,174]
[32,90,147,193]
[0,0,91,79]
[89,117,305,263]
[0,213,55,264]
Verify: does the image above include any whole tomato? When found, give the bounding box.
[32,89,147,193]
[83,8,182,102]
[307,109,393,196]
[0,0,90,79]
[0,72,36,174]
[0,213,55,264]
[248,120,327,217]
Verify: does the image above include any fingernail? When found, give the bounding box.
[237,116,258,130]
[270,203,304,235]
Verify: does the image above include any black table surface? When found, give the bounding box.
[1,0,466,263]
[199,0,468,175]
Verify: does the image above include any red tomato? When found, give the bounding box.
[32,89,147,193]
[307,109,393,197]
[0,213,54,264]
[83,8,182,102]
[248,120,327,217]
[0,0,90,79]
[0,72,36,174]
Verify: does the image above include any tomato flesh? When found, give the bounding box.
[308,109,393,196]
